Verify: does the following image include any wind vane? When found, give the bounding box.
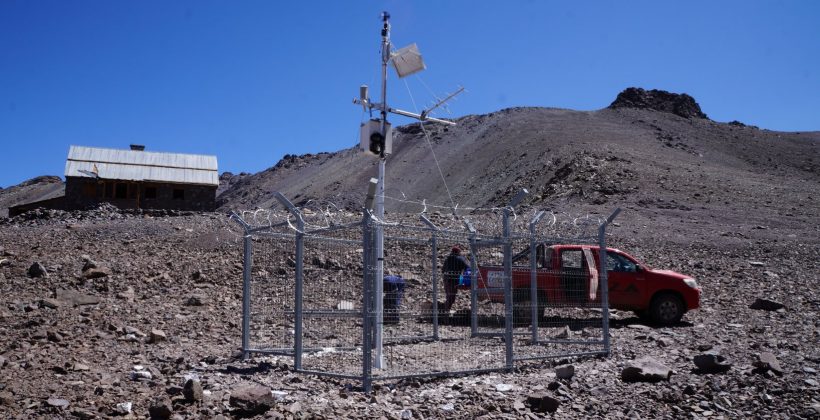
[353,11,464,369]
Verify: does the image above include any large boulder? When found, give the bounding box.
[754,352,784,376]
[749,298,785,311]
[229,385,277,416]
[28,262,48,278]
[56,289,100,306]
[621,356,673,383]
[693,353,732,374]
[183,379,203,402]
[526,393,560,413]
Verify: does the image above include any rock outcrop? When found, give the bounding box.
[609,87,708,119]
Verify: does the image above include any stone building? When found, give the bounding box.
[9,145,218,215]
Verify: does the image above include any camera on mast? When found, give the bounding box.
[360,119,392,157]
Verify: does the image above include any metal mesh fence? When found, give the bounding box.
[233,194,618,390]
[299,232,365,377]
[247,233,296,354]
[373,224,509,379]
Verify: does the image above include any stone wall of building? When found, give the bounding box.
[64,177,216,211]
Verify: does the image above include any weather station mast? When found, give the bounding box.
[354,11,463,369]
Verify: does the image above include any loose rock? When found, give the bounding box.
[555,364,575,380]
[185,295,206,306]
[115,401,132,415]
[131,370,152,380]
[622,357,673,383]
[693,353,732,373]
[82,267,111,279]
[749,298,785,311]
[28,262,48,278]
[148,329,167,344]
[229,385,276,416]
[754,352,784,376]
[46,397,70,409]
[39,298,61,309]
[183,379,203,402]
[56,289,100,306]
[148,397,173,419]
[526,393,560,413]
[0,391,14,406]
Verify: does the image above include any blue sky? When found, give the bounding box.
[1,1,818,188]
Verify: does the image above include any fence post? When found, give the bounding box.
[463,220,479,337]
[420,215,439,340]
[504,190,527,371]
[273,193,305,370]
[361,212,374,393]
[598,208,621,356]
[294,219,305,369]
[362,180,378,393]
[502,206,514,371]
[529,211,546,342]
[231,212,253,360]
[242,233,252,359]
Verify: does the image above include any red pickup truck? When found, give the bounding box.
[474,245,701,325]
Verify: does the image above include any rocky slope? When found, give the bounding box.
[215,89,819,227]
[0,176,64,218]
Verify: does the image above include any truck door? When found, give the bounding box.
[602,250,645,309]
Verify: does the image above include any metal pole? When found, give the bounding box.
[419,215,440,339]
[380,12,390,137]
[529,225,538,342]
[373,10,391,371]
[529,210,545,343]
[598,208,621,356]
[431,234,439,340]
[375,160,385,369]
[241,232,252,360]
[502,206,514,371]
[463,220,479,337]
[294,214,305,370]
[468,233,479,336]
[362,212,373,392]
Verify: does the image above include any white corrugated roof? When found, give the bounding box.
[64,145,219,186]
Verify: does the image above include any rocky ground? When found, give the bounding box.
[1,89,818,418]
[0,203,818,419]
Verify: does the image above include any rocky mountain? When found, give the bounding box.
[216,89,819,228]
[0,176,64,218]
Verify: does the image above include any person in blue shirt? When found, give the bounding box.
[442,246,470,313]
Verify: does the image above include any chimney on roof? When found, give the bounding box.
[130,144,145,151]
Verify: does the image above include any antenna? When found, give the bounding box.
[353,12,464,370]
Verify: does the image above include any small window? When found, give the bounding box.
[144,187,157,199]
[172,188,185,200]
[115,183,127,199]
[561,250,583,269]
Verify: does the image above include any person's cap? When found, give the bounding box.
[451,246,461,254]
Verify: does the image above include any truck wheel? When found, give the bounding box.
[650,293,685,325]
